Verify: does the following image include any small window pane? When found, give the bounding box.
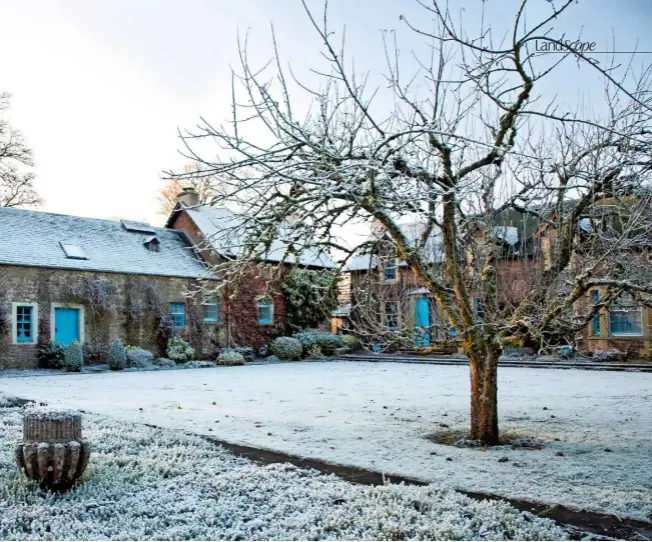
[257,300,273,324]
[384,301,398,330]
[170,302,186,329]
[16,305,33,342]
[609,296,642,335]
[590,290,600,336]
[203,297,219,323]
[383,260,396,281]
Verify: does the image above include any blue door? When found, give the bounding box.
[54,307,80,346]
[415,297,430,346]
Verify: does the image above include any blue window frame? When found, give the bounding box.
[169,302,186,329]
[609,297,642,336]
[16,305,33,342]
[203,297,219,323]
[257,299,273,324]
[590,290,600,336]
[384,301,398,330]
[383,260,397,281]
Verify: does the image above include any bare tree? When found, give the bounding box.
[168,0,652,443]
[0,93,41,208]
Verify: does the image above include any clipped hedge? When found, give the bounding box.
[292,329,345,355]
[270,337,303,361]
[126,348,155,368]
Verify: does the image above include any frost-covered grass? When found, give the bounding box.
[2,361,651,520]
[0,397,566,541]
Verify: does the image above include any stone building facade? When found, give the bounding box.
[0,207,218,368]
[166,190,336,348]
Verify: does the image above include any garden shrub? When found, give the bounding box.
[270,336,303,360]
[221,346,255,362]
[292,329,345,355]
[37,340,66,369]
[62,340,83,372]
[217,351,246,366]
[306,344,325,359]
[167,337,195,362]
[108,340,127,371]
[183,360,216,368]
[126,348,154,368]
[154,357,176,368]
[340,335,361,351]
[280,269,339,331]
[263,355,280,363]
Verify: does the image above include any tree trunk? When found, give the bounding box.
[468,348,500,444]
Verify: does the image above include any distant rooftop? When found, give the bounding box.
[0,207,211,279]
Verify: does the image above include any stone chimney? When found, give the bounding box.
[177,186,200,208]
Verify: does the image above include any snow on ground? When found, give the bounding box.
[0,396,566,541]
[2,361,651,521]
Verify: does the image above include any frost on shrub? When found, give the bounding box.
[306,344,325,359]
[62,340,83,372]
[263,355,281,363]
[217,352,246,366]
[292,329,345,355]
[126,348,154,368]
[108,340,127,371]
[183,360,216,369]
[270,336,303,360]
[221,347,254,362]
[592,348,627,363]
[154,357,176,368]
[340,334,361,352]
[167,337,195,362]
[37,340,66,369]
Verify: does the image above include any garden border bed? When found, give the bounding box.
[201,434,652,541]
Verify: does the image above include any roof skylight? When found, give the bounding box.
[60,243,87,260]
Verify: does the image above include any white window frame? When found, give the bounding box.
[50,303,86,344]
[382,258,398,282]
[203,296,220,323]
[12,302,39,345]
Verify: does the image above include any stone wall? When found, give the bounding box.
[0,265,223,369]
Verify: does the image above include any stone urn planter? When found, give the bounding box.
[14,409,91,491]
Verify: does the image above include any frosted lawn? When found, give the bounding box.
[3,361,651,520]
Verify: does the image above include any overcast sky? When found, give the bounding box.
[1,0,651,226]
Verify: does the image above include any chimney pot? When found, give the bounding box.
[177,186,200,208]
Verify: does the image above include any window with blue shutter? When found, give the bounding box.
[16,305,33,342]
[169,302,186,329]
[203,297,219,323]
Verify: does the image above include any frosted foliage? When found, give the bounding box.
[270,337,303,360]
[0,400,566,540]
[125,348,155,368]
[108,340,126,371]
[166,337,195,362]
[217,352,246,366]
[62,341,83,371]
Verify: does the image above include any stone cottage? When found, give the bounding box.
[0,207,218,368]
[166,188,337,347]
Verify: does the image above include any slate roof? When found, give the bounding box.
[0,207,211,279]
[175,203,337,269]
